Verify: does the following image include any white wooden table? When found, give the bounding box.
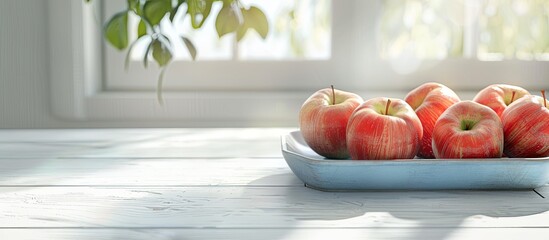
[0,128,548,240]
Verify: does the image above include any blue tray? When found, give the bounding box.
[282,131,549,191]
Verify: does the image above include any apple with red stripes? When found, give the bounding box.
[502,91,549,158]
[346,97,423,160]
[432,101,503,159]
[473,84,530,120]
[405,82,460,158]
[299,86,363,159]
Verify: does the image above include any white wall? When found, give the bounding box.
[0,0,224,129]
[0,0,300,129]
[0,0,57,128]
[1,1,547,129]
[0,0,103,128]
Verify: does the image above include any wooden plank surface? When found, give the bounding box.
[0,129,293,142]
[0,129,292,158]
[0,128,548,240]
[0,187,547,228]
[0,158,299,186]
[0,140,282,158]
[535,185,548,199]
[2,228,549,240]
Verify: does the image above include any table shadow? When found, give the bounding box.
[239,173,549,240]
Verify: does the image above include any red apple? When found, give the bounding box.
[473,84,530,120]
[405,82,460,158]
[346,98,423,160]
[299,86,363,159]
[432,101,503,159]
[502,94,549,158]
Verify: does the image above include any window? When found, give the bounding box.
[49,0,549,126]
[478,0,549,60]
[103,0,334,91]
[379,0,549,61]
[103,0,548,91]
[125,0,331,61]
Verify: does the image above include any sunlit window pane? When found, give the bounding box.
[129,3,232,60]
[478,0,549,60]
[129,0,332,61]
[378,0,464,60]
[379,0,548,61]
[238,0,331,60]
[169,3,233,60]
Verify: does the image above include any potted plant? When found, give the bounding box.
[86,0,269,103]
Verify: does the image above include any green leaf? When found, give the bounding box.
[143,0,171,26]
[127,0,141,15]
[144,39,154,68]
[151,38,172,67]
[181,36,197,60]
[236,25,248,41]
[170,0,187,22]
[160,33,172,46]
[236,7,248,41]
[188,0,213,29]
[138,19,147,38]
[125,41,137,71]
[104,11,129,50]
[215,4,241,38]
[236,8,245,42]
[244,6,268,39]
[125,35,150,71]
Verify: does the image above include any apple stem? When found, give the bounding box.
[385,99,391,115]
[510,91,516,104]
[331,85,336,105]
[542,90,547,108]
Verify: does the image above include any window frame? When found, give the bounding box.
[49,0,549,126]
[49,0,319,126]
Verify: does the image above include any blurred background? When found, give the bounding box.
[1,0,548,128]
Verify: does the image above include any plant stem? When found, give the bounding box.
[157,67,167,105]
[542,90,547,108]
[385,99,391,115]
[331,85,335,105]
[510,91,516,104]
